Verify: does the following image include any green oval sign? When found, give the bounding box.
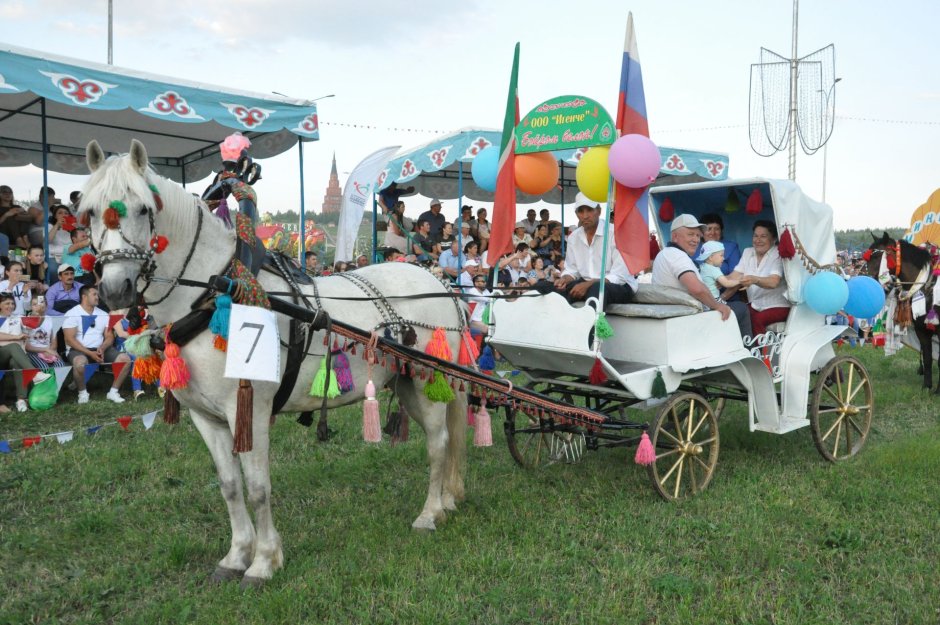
[515,95,616,154]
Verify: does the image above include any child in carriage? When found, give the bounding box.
[697,241,740,302]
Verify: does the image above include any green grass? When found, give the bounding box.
[1,346,938,624]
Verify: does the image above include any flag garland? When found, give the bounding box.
[0,409,162,453]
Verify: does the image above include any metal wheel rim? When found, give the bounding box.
[810,356,873,462]
[505,407,582,469]
[647,392,719,501]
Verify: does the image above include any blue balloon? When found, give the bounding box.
[471,146,499,192]
[803,271,849,315]
[844,276,886,319]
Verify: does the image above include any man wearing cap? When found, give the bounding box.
[418,199,447,239]
[459,258,482,291]
[652,214,732,321]
[513,221,533,247]
[45,263,82,316]
[551,193,637,305]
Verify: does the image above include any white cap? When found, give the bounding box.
[429,198,442,207]
[670,213,705,232]
[696,240,725,262]
[574,192,601,211]
[464,259,479,267]
[514,220,527,229]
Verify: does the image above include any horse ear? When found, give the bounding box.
[129,139,149,174]
[881,231,891,242]
[870,231,878,242]
[86,140,105,172]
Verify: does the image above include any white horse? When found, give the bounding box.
[80,140,468,586]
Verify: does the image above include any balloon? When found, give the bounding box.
[472,146,499,192]
[803,271,849,316]
[514,152,559,196]
[844,276,886,319]
[575,146,611,203]
[608,134,661,188]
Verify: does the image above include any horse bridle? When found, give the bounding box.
[94,185,206,306]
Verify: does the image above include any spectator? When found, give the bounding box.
[527,256,548,282]
[0,292,51,412]
[383,247,404,262]
[459,205,477,238]
[418,199,446,239]
[25,246,51,290]
[438,240,464,281]
[723,220,790,337]
[61,228,94,285]
[356,254,370,268]
[383,200,413,254]
[507,242,532,283]
[68,190,81,211]
[377,182,414,216]
[0,185,32,249]
[698,213,741,275]
[24,294,65,368]
[522,208,538,235]
[466,273,491,333]
[434,222,456,247]
[546,221,564,266]
[476,208,491,253]
[305,252,320,275]
[696,241,740,300]
[512,222,533,248]
[333,261,348,273]
[538,208,551,228]
[463,240,480,264]
[27,186,60,246]
[46,264,82,315]
[458,222,476,248]
[0,261,32,315]
[112,309,146,400]
[459,258,481,291]
[411,219,438,262]
[63,285,130,404]
[48,204,74,265]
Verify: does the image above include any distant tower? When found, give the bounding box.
[321,152,342,214]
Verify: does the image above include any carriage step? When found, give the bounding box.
[753,417,810,435]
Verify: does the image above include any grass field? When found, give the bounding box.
[1,346,938,625]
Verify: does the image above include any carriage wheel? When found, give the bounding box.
[647,393,719,501]
[504,406,584,469]
[810,356,873,462]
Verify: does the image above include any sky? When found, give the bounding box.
[2,0,939,231]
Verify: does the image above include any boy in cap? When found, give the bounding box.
[697,240,740,300]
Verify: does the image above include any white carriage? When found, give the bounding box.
[489,178,873,500]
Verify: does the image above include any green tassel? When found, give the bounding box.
[481,304,491,325]
[148,184,159,194]
[651,369,667,399]
[595,312,614,339]
[310,356,341,398]
[124,333,152,358]
[424,371,455,403]
[109,200,127,217]
[724,189,740,213]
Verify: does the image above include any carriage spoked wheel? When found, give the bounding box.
[647,392,719,501]
[810,355,873,462]
[504,405,585,469]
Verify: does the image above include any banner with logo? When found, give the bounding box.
[335,145,400,262]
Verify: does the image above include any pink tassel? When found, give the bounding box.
[473,400,493,447]
[363,381,382,442]
[425,326,453,361]
[467,405,476,427]
[634,432,656,466]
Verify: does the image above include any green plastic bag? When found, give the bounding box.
[28,374,58,411]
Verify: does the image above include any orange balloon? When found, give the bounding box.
[514,152,559,195]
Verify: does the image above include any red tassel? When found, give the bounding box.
[457,330,480,366]
[634,432,656,466]
[363,381,382,442]
[80,253,97,272]
[588,358,607,385]
[473,401,493,447]
[659,196,675,222]
[233,379,253,453]
[103,206,120,229]
[745,188,762,215]
[424,327,453,361]
[778,228,796,259]
[213,334,228,352]
[159,340,190,390]
[163,391,180,424]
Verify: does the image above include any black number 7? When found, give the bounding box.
[240,322,265,363]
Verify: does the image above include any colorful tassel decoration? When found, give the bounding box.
[149,235,169,254]
[332,350,355,393]
[215,196,233,228]
[724,189,740,213]
[124,333,152,358]
[80,253,97,272]
[103,206,121,229]
[133,353,162,385]
[778,227,796,259]
[651,369,667,398]
[457,329,480,366]
[925,308,939,329]
[481,304,491,325]
[309,356,340,398]
[634,432,656,466]
[589,358,607,384]
[659,196,675,222]
[163,391,180,424]
[363,380,382,442]
[109,200,127,217]
[473,400,493,447]
[595,313,614,339]
[159,340,190,390]
[424,327,453,361]
[745,188,763,215]
[233,379,253,453]
[209,294,232,351]
[467,405,476,427]
[479,345,496,372]
[425,371,456,403]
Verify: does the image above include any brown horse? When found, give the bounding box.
[866,232,939,390]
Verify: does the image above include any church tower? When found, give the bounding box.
[321,152,342,214]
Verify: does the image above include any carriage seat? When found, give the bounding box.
[606,283,704,319]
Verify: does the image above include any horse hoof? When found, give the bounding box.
[209,567,243,584]
[240,576,267,590]
[411,518,437,533]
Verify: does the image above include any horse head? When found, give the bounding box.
[81,139,164,309]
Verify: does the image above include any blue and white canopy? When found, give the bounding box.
[375,127,729,204]
[0,44,320,182]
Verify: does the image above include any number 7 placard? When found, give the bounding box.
[223,304,281,382]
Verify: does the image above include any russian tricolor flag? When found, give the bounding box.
[614,13,653,274]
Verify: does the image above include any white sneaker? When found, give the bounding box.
[16,399,28,412]
[33,371,51,384]
[106,390,125,404]
[77,390,90,404]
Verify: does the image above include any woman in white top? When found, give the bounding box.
[47,205,75,264]
[466,273,492,334]
[725,220,790,336]
[0,261,32,316]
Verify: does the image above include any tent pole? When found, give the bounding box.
[560,161,566,257]
[41,97,49,262]
[371,194,378,263]
[298,140,306,268]
[457,161,464,277]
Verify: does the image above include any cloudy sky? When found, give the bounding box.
[2,0,939,230]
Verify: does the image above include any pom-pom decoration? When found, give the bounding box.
[103,207,121,230]
[80,253,97,272]
[150,236,169,254]
[109,200,127,217]
[220,132,251,162]
[159,341,191,390]
[61,214,78,232]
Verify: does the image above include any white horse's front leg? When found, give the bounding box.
[189,407,255,579]
[237,407,283,586]
[398,380,449,530]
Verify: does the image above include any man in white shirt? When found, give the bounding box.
[552,193,638,305]
[652,214,732,321]
[63,285,131,404]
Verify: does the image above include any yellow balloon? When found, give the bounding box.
[576,146,611,203]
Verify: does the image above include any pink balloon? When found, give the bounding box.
[608,134,661,188]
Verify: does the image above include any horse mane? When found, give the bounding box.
[898,238,932,270]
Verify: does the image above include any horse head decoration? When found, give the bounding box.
[80,139,469,587]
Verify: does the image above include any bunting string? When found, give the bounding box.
[0,408,163,453]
